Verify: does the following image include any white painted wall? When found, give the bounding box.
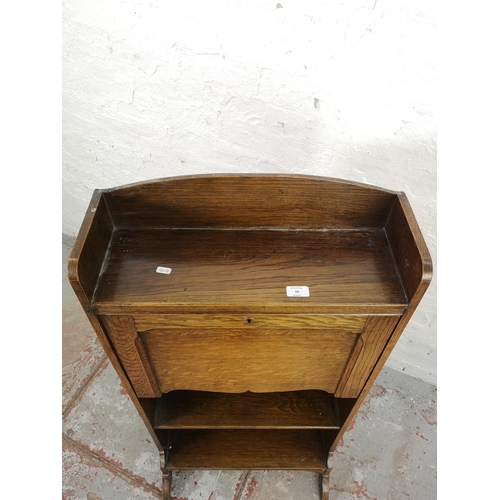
[62,0,436,384]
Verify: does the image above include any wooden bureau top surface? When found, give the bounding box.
[92,227,407,314]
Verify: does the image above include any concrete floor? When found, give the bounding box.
[62,234,437,500]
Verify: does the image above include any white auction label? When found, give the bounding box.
[156,266,172,274]
[286,286,310,297]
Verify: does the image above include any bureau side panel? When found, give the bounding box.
[385,194,433,301]
[67,193,163,450]
[67,189,114,300]
[101,315,162,398]
[138,327,361,394]
[334,316,400,398]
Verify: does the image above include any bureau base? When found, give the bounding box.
[153,389,346,499]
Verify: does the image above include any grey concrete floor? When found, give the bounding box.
[62,234,437,500]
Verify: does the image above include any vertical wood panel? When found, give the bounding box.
[330,275,432,452]
[67,191,163,450]
[67,190,114,300]
[334,316,400,398]
[103,174,397,229]
[385,194,433,301]
[101,315,162,398]
[140,328,359,394]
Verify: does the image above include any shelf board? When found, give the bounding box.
[92,228,407,314]
[154,390,340,430]
[163,429,328,472]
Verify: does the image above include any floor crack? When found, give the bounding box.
[62,355,107,418]
[233,470,251,500]
[63,435,161,497]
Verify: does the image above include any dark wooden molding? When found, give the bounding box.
[101,315,162,398]
[335,316,400,398]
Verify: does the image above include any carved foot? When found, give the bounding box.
[320,451,333,499]
[320,470,330,500]
[162,470,172,500]
[159,449,172,500]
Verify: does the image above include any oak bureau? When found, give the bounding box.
[68,174,432,499]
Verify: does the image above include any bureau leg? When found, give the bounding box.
[159,449,172,500]
[320,471,330,500]
[320,452,333,499]
[162,470,172,500]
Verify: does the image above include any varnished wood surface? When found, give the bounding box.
[161,471,171,500]
[100,315,161,398]
[164,429,327,471]
[322,471,330,500]
[385,193,433,301]
[154,390,340,429]
[335,316,400,398]
[140,327,359,393]
[330,195,433,451]
[67,174,433,490]
[103,174,397,230]
[92,228,407,314]
[65,285,163,450]
[133,313,367,331]
[67,190,114,302]
[331,280,432,452]
[67,191,164,451]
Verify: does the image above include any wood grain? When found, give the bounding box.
[140,327,359,393]
[322,452,335,500]
[164,429,327,471]
[330,194,433,451]
[67,189,114,300]
[133,314,366,330]
[385,193,433,301]
[161,471,171,500]
[103,174,397,230]
[92,228,407,314]
[67,191,163,451]
[67,174,433,499]
[67,281,163,450]
[334,316,400,398]
[154,390,340,429]
[330,287,431,452]
[100,315,161,398]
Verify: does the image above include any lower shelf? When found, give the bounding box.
[161,429,330,472]
[154,390,340,429]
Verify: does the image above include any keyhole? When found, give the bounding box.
[246,318,253,325]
